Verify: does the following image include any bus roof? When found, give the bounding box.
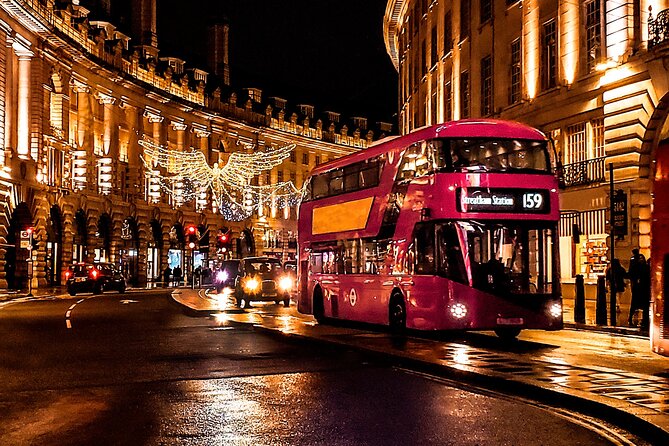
[310,119,547,176]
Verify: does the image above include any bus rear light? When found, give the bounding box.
[549,302,562,318]
[450,303,468,319]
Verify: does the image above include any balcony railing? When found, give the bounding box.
[649,8,669,48]
[562,157,606,187]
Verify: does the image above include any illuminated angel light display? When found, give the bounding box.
[139,138,303,221]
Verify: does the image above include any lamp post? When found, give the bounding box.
[609,162,616,326]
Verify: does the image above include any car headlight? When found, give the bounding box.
[278,276,293,292]
[243,277,260,293]
[549,302,562,318]
[216,270,229,283]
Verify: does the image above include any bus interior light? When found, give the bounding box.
[450,303,468,319]
[549,302,562,318]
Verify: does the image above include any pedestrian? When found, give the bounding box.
[173,265,182,287]
[606,258,627,319]
[629,256,651,329]
[628,249,645,326]
[163,266,172,288]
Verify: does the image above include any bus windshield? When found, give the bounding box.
[455,221,555,295]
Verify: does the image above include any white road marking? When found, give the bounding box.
[65,297,90,329]
[119,300,139,304]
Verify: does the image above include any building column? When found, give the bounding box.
[172,121,187,150]
[14,40,33,159]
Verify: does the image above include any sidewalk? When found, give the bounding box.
[0,286,67,302]
[173,288,669,443]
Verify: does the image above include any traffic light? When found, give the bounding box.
[186,225,198,249]
[217,227,231,254]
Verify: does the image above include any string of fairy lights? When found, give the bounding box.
[139,138,305,221]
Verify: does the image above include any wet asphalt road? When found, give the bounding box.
[0,291,624,445]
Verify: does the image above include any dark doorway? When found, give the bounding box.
[97,213,112,262]
[73,209,88,263]
[147,219,163,283]
[46,205,63,285]
[5,203,32,290]
[120,217,140,286]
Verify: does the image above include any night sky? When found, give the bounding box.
[157,0,398,126]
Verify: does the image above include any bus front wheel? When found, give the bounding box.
[494,328,521,340]
[389,294,406,335]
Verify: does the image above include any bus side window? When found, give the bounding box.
[437,223,467,284]
[414,224,436,274]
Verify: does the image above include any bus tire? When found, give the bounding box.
[313,287,325,323]
[494,328,521,340]
[389,293,406,335]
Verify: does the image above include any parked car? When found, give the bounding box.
[235,257,293,307]
[213,259,241,293]
[65,262,127,296]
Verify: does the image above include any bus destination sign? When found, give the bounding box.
[457,188,550,214]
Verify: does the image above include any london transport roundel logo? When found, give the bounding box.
[349,288,357,307]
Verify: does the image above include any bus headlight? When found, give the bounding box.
[244,278,260,293]
[549,302,562,318]
[278,276,293,292]
[450,303,468,319]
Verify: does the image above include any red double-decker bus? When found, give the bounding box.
[297,120,562,338]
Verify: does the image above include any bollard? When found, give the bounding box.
[574,274,586,324]
[596,275,607,325]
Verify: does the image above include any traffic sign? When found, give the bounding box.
[20,230,30,249]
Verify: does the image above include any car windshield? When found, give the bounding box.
[246,260,282,277]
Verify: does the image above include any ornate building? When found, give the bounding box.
[384,0,669,301]
[0,0,392,289]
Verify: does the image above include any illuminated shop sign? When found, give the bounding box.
[457,188,550,214]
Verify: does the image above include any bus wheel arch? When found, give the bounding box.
[389,289,406,334]
[494,328,521,340]
[313,285,325,323]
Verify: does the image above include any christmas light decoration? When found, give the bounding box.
[139,138,304,221]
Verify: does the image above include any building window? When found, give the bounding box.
[510,38,522,104]
[592,118,605,158]
[541,19,558,90]
[566,123,587,164]
[302,152,309,165]
[480,0,492,24]
[315,154,321,165]
[460,0,471,40]
[278,170,284,183]
[444,81,452,121]
[585,0,603,72]
[290,151,296,163]
[444,11,452,54]
[431,73,438,124]
[460,71,470,119]
[421,39,427,78]
[430,25,438,69]
[481,55,493,116]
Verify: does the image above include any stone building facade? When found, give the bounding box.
[384,0,669,300]
[0,0,391,289]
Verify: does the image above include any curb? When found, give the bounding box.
[169,292,669,444]
[251,324,669,445]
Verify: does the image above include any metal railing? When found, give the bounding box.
[649,8,669,48]
[562,157,606,187]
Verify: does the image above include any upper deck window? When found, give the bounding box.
[396,138,550,181]
[442,138,550,173]
[303,157,383,202]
